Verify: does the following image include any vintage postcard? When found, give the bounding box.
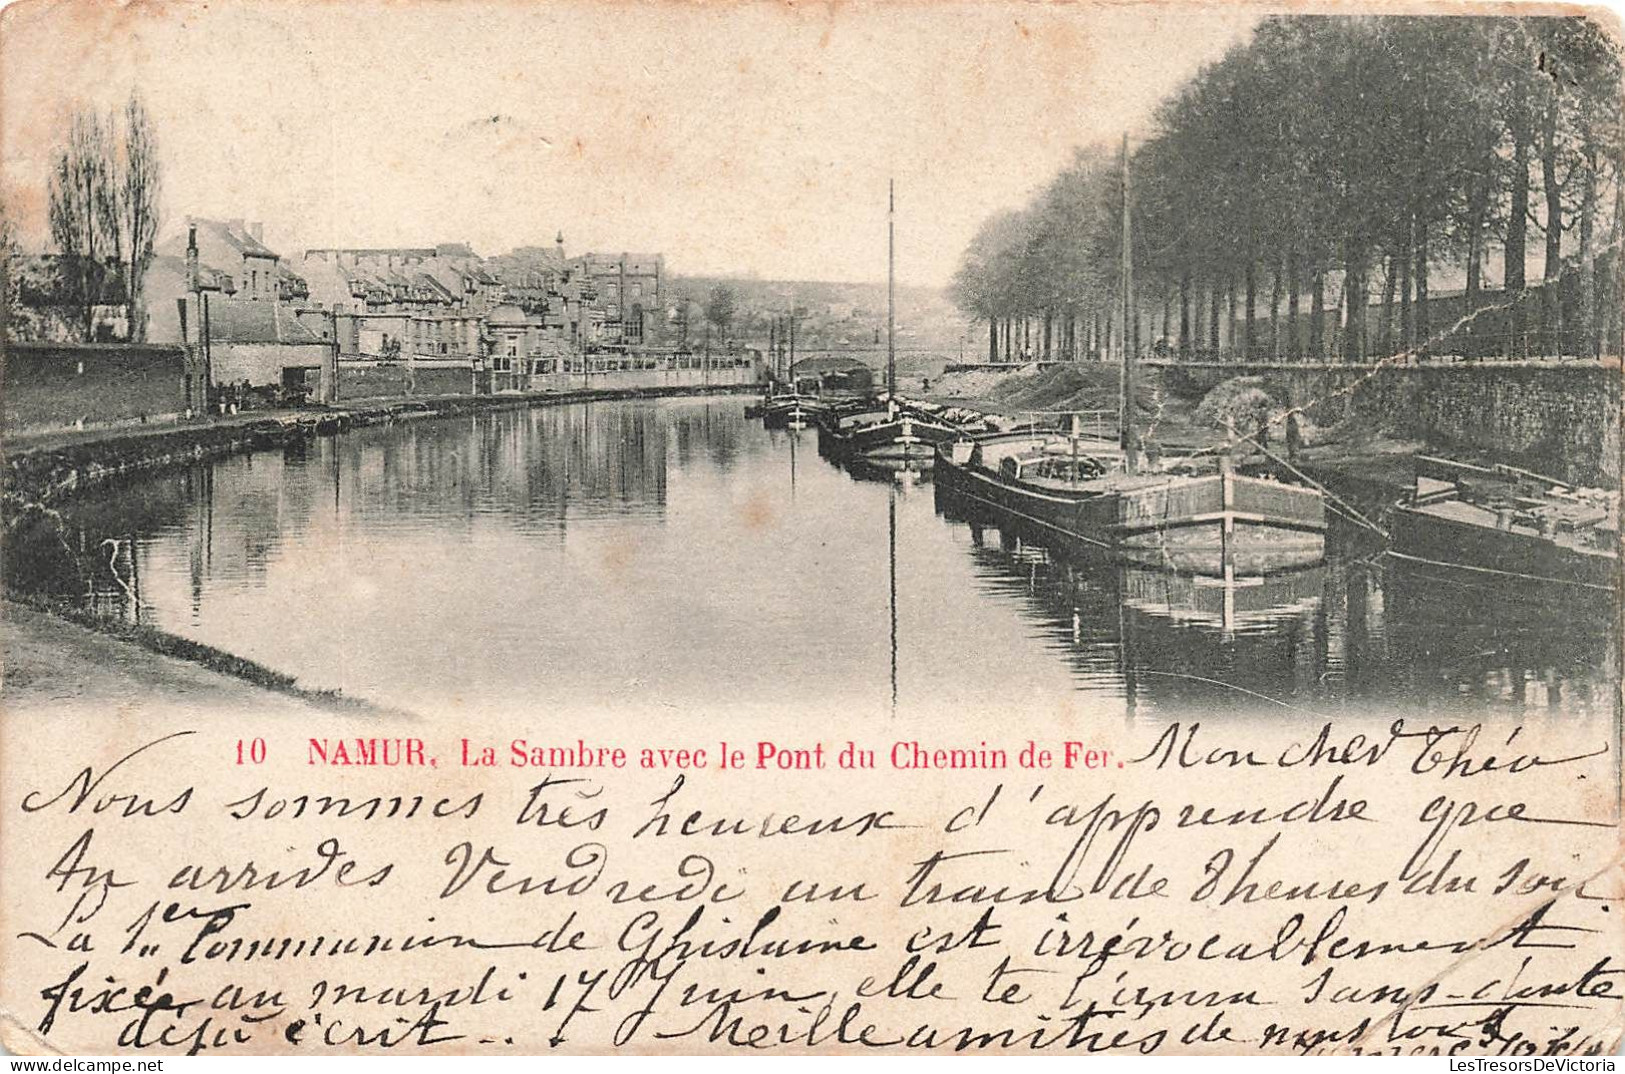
[2,0,1622,1057]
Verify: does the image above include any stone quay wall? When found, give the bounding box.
[334,359,761,402]
[1154,361,1621,486]
[4,343,202,432]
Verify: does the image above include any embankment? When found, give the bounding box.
[1155,361,1622,486]
[3,596,379,714]
[933,362,1160,415]
[937,359,1620,487]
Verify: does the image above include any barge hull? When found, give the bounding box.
[1388,505,1617,595]
[936,452,1325,577]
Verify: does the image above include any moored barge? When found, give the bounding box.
[935,431,1327,576]
[1387,455,1618,600]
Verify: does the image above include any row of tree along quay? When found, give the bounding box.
[951,15,1624,366]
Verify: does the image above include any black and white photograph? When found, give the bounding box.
[1,0,1622,1057]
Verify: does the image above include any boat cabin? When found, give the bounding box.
[999,450,1109,484]
[837,410,893,431]
[1411,455,1619,549]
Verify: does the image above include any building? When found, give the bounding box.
[299,241,666,359]
[277,263,310,303]
[156,218,282,301]
[132,224,687,403]
[145,253,224,344]
[169,294,335,405]
[486,302,578,390]
[579,252,663,346]
[299,256,387,314]
[304,244,478,268]
[301,245,497,313]
[296,246,501,400]
[146,218,295,348]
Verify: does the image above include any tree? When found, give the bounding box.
[113,94,160,342]
[672,296,693,347]
[43,94,161,342]
[704,284,737,347]
[948,13,1622,366]
[949,151,1118,363]
[1528,17,1623,356]
[1439,19,1521,355]
[47,109,114,340]
[950,210,1025,360]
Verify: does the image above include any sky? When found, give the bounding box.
[0,0,1262,287]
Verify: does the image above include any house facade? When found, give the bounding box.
[580,252,663,346]
[129,219,693,403]
[154,219,282,301]
[189,296,336,404]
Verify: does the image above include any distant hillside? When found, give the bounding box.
[666,275,972,352]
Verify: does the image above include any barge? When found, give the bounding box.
[935,431,1327,576]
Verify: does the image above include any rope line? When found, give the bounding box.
[1252,443,1392,540]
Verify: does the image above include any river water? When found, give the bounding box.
[51,395,1619,721]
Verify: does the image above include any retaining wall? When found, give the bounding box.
[4,343,200,432]
[1156,361,1621,485]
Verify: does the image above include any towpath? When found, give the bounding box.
[3,601,352,716]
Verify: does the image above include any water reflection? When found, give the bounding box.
[889,480,899,716]
[934,489,1617,720]
[843,453,934,487]
[30,396,1619,719]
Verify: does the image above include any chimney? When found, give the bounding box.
[248,221,264,242]
[185,222,199,293]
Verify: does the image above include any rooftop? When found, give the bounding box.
[582,252,663,271]
[206,298,325,345]
[306,247,437,260]
[195,218,279,260]
[487,302,542,326]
